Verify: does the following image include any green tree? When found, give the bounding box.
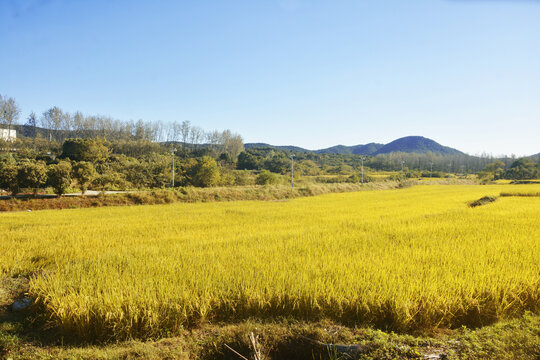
[478,161,505,181]
[296,160,320,176]
[255,170,279,185]
[92,172,127,191]
[17,161,47,197]
[48,161,72,195]
[72,161,97,193]
[61,138,111,163]
[0,164,20,195]
[188,156,220,187]
[504,158,539,180]
[263,155,289,174]
[237,151,261,170]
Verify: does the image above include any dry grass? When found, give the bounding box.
[0,182,399,212]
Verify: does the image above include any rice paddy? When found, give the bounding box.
[1,184,539,340]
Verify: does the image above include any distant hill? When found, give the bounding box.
[246,136,463,156]
[372,136,464,156]
[9,127,465,157]
[315,143,384,155]
[244,143,311,152]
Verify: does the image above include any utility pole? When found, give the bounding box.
[290,154,295,189]
[447,163,451,181]
[430,162,433,181]
[172,147,177,190]
[401,160,405,183]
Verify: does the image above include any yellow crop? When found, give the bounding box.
[1,184,539,339]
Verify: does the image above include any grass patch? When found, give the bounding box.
[1,315,539,359]
[0,182,401,213]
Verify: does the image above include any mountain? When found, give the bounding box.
[315,143,384,155]
[246,136,463,156]
[372,136,464,156]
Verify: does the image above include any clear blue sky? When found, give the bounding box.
[1,0,539,156]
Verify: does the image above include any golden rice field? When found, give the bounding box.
[1,184,539,340]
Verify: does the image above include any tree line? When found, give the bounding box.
[2,94,538,195]
[1,95,243,155]
[0,95,249,195]
[478,159,540,182]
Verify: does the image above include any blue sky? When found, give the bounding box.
[1,0,539,156]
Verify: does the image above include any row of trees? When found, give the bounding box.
[479,158,540,181]
[0,149,223,196]
[0,159,96,196]
[0,136,252,195]
[236,147,509,176]
[1,95,244,159]
[2,94,538,190]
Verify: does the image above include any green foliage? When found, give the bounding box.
[232,170,253,186]
[263,155,290,174]
[188,156,220,187]
[116,154,171,189]
[504,158,539,180]
[255,169,279,185]
[421,170,443,178]
[0,164,19,195]
[92,171,128,191]
[478,161,506,181]
[111,139,165,158]
[218,171,236,186]
[348,173,373,183]
[296,160,320,176]
[72,161,97,193]
[61,138,111,163]
[16,160,47,196]
[237,151,261,170]
[47,161,72,195]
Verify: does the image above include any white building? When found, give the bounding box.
[0,128,17,142]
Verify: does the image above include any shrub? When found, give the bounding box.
[348,173,373,183]
[188,156,220,187]
[73,162,97,193]
[92,172,127,191]
[256,170,279,185]
[233,170,253,186]
[61,138,111,163]
[17,161,47,196]
[48,161,72,195]
[0,165,19,195]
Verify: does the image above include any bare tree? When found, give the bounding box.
[223,130,244,160]
[206,130,221,152]
[171,121,182,143]
[41,107,64,141]
[153,120,165,142]
[190,126,203,150]
[72,111,85,138]
[25,112,38,138]
[180,120,191,151]
[0,95,21,135]
[61,112,73,141]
